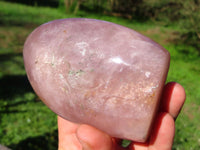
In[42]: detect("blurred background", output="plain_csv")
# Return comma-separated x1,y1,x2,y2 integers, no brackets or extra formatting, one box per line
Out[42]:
0,0,199,149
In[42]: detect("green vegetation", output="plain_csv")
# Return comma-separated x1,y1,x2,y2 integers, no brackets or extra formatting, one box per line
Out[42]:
0,1,199,149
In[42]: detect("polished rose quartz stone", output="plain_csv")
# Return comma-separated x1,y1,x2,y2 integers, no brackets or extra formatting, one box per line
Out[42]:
23,18,170,142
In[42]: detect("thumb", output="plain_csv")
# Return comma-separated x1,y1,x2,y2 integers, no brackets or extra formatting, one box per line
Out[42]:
76,124,113,150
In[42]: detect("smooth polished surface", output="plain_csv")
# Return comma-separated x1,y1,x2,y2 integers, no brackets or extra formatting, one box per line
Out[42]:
23,18,170,142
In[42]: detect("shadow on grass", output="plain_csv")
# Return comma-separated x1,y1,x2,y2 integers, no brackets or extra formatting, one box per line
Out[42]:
0,53,22,62
9,129,58,150
1,119,58,150
0,17,38,29
0,52,24,69
0,74,33,100
0,74,35,123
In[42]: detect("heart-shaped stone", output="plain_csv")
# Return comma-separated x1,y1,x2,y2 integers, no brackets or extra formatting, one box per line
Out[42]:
23,18,170,142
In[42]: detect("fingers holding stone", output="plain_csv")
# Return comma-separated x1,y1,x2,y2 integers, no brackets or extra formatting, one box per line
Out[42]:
57,117,125,150
160,82,186,119
57,81,186,150
131,82,185,150
76,124,114,150
58,116,82,150
149,112,175,150
58,116,80,134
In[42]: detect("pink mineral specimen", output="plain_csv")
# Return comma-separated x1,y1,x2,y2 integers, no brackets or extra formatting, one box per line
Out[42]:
23,18,170,142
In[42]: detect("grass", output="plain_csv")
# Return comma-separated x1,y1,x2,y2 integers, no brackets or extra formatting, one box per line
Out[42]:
0,1,200,149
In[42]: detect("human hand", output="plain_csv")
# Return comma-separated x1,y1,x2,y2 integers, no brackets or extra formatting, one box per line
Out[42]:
58,82,186,150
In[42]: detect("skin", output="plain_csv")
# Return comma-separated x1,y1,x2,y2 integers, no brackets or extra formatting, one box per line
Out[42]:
58,82,186,150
